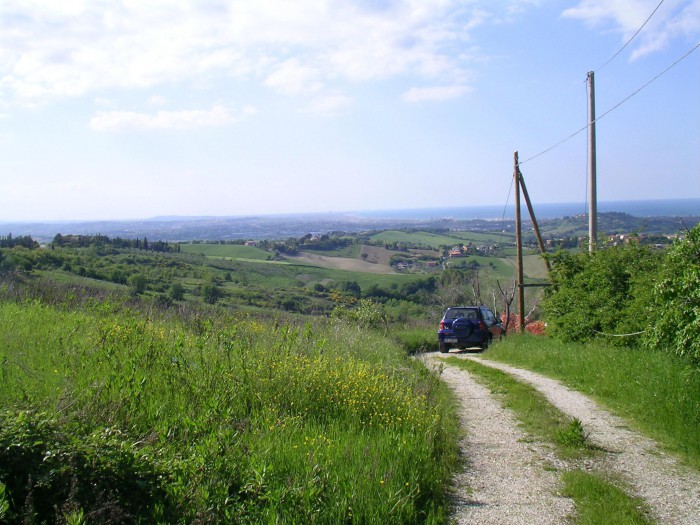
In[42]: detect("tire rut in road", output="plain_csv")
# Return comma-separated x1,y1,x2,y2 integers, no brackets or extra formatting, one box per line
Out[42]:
461,354,700,525
423,354,573,524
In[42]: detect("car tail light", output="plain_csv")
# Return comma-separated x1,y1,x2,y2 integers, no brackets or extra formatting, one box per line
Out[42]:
478,321,487,331
439,321,445,330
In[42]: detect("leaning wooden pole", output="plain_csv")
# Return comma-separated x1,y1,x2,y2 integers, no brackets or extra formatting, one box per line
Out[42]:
517,169,551,277
514,152,525,333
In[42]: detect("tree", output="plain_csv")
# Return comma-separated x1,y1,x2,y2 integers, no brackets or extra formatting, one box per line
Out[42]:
128,274,148,295
543,244,661,345
168,283,186,301
433,268,479,309
340,280,361,298
644,224,700,363
496,279,516,333
201,283,221,305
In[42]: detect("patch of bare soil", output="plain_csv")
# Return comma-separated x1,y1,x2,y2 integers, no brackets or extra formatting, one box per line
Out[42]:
448,354,700,525
289,251,396,274
358,245,395,265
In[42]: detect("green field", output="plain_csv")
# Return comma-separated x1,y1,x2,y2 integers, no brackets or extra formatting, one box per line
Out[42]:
180,243,272,261
369,230,456,248
303,244,361,258
369,230,512,249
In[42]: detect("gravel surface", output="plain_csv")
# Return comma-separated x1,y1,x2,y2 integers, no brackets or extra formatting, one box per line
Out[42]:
428,352,700,525
463,355,700,525
422,354,574,524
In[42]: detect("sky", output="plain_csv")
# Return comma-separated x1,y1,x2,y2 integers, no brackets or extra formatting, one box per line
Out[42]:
1,0,699,222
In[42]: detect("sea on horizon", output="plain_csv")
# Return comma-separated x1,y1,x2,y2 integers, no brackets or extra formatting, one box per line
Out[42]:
357,198,700,221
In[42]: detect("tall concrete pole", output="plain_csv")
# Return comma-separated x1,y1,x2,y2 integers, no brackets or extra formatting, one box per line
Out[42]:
588,71,598,252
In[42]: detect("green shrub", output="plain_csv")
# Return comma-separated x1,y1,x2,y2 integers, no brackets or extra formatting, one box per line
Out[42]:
644,224,700,363
0,411,173,523
544,244,661,345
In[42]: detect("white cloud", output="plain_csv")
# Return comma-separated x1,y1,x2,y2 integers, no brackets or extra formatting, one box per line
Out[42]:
562,0,700,60
0,0,488,106
302,93,353,116
402,84,472,102
147,95,167,107
89,104,247,131
264,58,324,95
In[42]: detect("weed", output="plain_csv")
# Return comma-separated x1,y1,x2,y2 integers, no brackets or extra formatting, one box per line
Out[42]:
556,418,588,449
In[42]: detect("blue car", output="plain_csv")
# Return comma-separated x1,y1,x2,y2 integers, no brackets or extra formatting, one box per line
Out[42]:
438,306,505,353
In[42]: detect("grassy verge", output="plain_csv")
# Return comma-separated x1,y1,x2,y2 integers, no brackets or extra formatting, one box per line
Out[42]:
444,356,652,525
561,471,653,525
0,298,459,523
391,326,437,355
485,334,700,470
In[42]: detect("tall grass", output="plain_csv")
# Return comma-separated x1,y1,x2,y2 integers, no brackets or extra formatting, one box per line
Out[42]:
487,334,700,469
0,298,459,523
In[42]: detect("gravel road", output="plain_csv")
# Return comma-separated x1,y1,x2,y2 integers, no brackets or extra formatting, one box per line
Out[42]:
423,352,700,525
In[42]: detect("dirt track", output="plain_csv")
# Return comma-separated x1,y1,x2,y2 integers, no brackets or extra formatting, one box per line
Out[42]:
422,352,700,524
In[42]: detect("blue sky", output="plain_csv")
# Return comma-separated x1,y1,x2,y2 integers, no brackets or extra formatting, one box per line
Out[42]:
1,0,699,221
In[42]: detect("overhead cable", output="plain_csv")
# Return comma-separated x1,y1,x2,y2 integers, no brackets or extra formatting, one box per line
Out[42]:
518,40,700,167
595,0,666,72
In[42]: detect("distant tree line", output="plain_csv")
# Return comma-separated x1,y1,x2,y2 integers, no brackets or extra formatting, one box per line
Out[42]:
52,234,179,252
0,234,39,249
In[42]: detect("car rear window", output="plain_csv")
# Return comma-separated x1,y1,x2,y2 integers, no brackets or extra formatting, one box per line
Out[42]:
445,308,478,320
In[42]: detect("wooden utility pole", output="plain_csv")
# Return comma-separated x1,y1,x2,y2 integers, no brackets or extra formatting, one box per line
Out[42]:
588,71,597,252
514,151,525,333
517,170,552,277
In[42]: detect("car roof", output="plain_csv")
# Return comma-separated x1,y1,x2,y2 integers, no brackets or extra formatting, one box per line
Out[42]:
446,306,480,311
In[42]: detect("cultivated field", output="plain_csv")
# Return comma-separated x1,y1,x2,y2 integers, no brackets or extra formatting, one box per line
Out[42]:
289,251,397,274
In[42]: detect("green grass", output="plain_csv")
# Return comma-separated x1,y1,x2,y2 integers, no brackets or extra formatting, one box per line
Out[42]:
180,243,272,260
34,269,126,291
0,297,459,523
391,326,437,355
486,335,700,470
369,230,514,249
208,256,420,291
302,244,361,258
561,470,653,524
369,231,462,248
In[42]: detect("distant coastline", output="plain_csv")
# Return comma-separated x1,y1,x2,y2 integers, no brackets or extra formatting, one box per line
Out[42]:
1,198,698,243
356,198,700,221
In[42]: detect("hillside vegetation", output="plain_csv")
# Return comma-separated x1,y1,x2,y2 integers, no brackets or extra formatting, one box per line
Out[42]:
0,284,458,523
1,221,698,522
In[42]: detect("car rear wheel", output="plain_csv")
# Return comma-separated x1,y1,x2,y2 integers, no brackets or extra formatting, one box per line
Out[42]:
481,335,492,351
439,342,448,353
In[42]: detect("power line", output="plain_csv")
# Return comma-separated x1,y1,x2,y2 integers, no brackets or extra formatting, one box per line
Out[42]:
595,40,700,123
595,0,666,72
518,40,700,167
502,176,514,221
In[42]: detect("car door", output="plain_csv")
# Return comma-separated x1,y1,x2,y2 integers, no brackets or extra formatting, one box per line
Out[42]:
481,308,502,338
